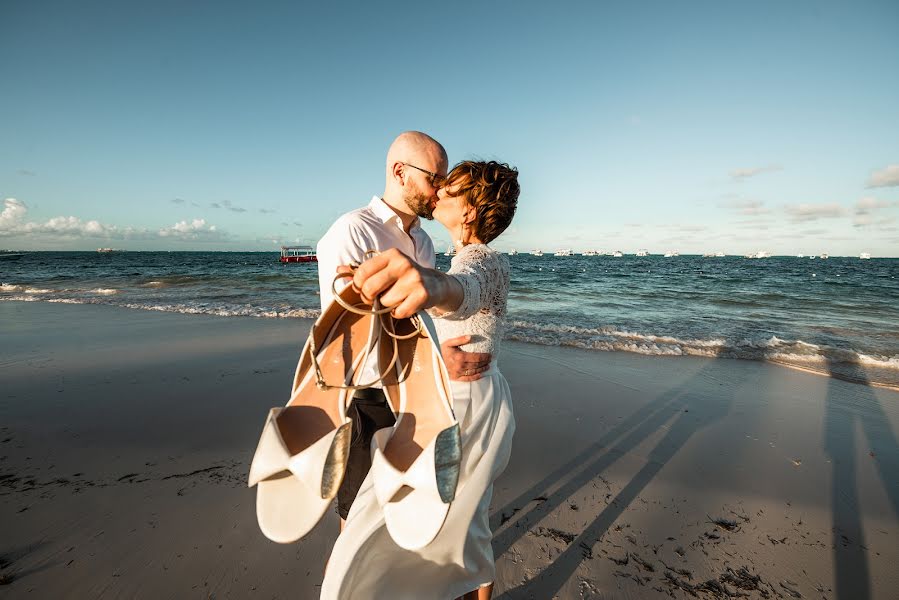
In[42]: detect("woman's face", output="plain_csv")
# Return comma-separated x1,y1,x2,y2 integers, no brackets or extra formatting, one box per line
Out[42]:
433,185,470,234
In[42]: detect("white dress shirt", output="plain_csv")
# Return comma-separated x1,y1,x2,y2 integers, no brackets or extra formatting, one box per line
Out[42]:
316,196,436,387
317,196,436,309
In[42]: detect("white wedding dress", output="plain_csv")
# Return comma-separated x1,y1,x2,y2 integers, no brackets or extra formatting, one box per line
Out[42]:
320,244,515,600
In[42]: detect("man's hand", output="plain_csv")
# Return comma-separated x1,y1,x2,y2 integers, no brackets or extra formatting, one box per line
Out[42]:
441,336,492,382
348,248,459,318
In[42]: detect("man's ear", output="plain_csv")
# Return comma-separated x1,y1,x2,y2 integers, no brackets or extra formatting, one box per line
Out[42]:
391,162,405,185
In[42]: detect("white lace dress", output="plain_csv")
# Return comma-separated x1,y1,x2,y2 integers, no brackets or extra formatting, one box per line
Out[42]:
320,244,516,600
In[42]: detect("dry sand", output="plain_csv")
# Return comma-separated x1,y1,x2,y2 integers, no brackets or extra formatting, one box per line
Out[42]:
1,301,897,599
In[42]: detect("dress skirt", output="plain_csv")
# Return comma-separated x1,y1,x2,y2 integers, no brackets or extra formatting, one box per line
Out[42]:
320,364,515,599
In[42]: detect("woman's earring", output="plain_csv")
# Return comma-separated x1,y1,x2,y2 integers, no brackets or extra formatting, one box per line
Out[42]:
455,222,467,248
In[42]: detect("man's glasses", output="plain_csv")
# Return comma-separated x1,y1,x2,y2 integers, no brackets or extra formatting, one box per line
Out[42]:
402,163,445,188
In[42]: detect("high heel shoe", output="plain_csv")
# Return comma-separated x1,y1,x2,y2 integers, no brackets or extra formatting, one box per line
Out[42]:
248,282,386,543
369,310,461,550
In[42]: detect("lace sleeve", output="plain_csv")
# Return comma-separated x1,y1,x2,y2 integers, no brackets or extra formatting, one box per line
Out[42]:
434,245,509,321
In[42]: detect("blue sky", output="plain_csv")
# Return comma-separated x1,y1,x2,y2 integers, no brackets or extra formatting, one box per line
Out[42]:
2,0,898,256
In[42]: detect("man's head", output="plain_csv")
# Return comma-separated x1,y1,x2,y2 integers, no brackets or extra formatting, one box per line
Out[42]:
383,131,448,222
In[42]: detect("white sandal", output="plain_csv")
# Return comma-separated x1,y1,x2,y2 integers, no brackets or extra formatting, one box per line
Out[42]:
248,281,389,543
369,311,461,550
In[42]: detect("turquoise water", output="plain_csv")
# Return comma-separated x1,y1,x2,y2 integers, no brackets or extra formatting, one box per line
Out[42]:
2,252,897,387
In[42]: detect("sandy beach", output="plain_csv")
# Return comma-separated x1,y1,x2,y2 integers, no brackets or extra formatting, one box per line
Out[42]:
1,300,897,599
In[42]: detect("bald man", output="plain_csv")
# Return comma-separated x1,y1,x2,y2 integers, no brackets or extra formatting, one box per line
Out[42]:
316,131,492,524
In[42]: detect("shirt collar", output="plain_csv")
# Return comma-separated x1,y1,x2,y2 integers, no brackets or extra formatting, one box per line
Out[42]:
368,196,422,231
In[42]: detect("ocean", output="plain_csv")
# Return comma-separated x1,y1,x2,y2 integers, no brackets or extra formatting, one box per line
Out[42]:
2,251,897,388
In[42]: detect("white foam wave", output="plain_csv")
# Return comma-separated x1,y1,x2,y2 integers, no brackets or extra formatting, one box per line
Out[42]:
1,283,53,294
92,288,119,295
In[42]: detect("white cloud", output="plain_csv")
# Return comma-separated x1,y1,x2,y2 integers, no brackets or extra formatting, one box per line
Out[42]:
853,214,896,228
158,219,223,240
0,197,227,242
171,198,186,204
1,198,28,228
855,196,894,214
784,203,845,222
719,198,770,215
730,165,782,181
866,165,899,188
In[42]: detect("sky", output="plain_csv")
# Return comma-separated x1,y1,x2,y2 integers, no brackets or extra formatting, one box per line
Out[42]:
2,0,898,256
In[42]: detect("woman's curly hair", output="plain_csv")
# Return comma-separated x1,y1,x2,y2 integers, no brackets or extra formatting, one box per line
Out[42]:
443,160,520,244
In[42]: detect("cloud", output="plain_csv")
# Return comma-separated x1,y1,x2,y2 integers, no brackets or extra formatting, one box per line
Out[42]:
293,221,303,227
210,200,247,213
1,198,28,226
853,214,896,228
158,219,225,240
854,196,894,214
730,165,782,181
259,208,276,214
866,164,899,188
171,198,186,204
17,169,37,176
0,197,228,242
784,202,845,222
1,199,116,237
719,198,770,215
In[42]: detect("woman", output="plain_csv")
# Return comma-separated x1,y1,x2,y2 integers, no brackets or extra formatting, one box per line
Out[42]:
320,160,520,600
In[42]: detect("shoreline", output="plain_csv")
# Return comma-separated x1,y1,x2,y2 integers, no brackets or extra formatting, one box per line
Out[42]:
2,301,898,598
3,297,896,391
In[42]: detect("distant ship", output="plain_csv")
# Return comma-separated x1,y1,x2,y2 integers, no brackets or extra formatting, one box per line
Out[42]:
532,249,544,257
745,251,770,259
554,249,573,257
507,249,518,256
860,252,871,260
819,253,829,259
97,247,116,253
280,245,317,263
636,249,648,257
582,250,599,256
703,252,726,258
444,244,456,256
663,250,679,258
611,250,623,257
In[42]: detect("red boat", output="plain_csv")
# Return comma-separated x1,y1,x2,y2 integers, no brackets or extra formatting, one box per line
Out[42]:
280,245,317,263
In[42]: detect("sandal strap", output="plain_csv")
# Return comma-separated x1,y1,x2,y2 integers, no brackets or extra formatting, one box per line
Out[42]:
309,252,424,391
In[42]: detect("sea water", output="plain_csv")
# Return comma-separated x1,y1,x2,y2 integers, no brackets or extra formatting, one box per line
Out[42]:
2,252,897,388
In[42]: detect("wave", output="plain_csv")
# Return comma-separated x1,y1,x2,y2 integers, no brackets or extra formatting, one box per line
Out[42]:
3,294,896,387
504,320,899,388
0,294,320,320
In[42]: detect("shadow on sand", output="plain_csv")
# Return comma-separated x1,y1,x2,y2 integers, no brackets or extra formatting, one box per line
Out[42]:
492,356,743,599
823,354,899,600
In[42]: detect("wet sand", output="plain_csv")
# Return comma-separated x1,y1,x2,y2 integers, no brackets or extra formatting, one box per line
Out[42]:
1,301,897,598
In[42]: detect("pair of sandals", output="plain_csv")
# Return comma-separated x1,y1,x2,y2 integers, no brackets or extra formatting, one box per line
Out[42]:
247,276,461,550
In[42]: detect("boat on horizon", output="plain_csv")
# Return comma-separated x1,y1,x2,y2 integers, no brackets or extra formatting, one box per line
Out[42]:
611,250,623,257
554,249,573,257
636,249,648,257
508,249,518,256
532,249,544,257
444,244,456,257
860,252,871,259
279,245,317,263
582,250,599,256
663,250,679,258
